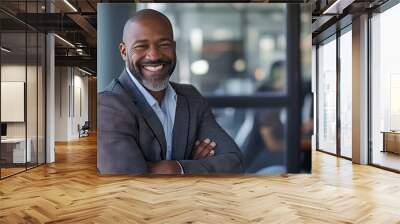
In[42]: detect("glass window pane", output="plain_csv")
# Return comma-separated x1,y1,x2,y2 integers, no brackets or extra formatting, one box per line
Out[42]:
317,37,337,154
1,1,46,178
339,29,352,158
1,30,28,177
371,4,400,171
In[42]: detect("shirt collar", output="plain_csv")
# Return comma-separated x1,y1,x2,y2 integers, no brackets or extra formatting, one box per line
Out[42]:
126,67,176,107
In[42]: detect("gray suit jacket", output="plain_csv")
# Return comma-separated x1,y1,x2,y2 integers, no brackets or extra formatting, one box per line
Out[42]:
97,70,244,174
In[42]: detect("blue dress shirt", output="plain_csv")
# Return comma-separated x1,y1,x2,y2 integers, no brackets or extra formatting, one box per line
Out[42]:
126,68,178,161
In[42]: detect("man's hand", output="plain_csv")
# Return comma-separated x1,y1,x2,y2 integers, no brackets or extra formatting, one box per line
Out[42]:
147,161,182,174
191,138,217,160
146,138,217,174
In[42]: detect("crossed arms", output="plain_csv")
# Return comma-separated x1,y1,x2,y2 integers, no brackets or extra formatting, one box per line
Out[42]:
147,138,219,174
97,89,244,175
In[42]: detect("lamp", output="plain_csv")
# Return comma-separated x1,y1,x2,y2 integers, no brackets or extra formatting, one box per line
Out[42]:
1,47,11,53
54,34,75,48
322,0,355,15
63,0,78,12
78,67,93,76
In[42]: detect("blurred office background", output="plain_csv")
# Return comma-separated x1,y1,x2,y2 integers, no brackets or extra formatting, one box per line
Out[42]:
98,3,313,174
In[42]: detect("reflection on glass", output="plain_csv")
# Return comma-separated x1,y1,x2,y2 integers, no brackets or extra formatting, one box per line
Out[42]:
139,3,287,95
317,37,337,154
339,29,352,158
371,4,400,171
0,1,46,179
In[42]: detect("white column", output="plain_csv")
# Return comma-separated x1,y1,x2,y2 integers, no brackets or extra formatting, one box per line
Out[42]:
45,1,56,163
46,33,55,163
352,14,369,164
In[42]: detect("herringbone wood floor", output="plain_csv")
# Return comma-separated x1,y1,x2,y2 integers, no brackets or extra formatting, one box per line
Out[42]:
1,134,400,224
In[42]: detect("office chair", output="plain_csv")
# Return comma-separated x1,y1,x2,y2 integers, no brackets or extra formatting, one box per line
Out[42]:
79,121,90,138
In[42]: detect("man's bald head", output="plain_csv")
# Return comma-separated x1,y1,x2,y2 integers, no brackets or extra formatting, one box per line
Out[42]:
119,8,177,92
122,9,174,43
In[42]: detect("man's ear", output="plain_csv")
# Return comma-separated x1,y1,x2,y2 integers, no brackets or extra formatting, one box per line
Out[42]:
119,42,127,61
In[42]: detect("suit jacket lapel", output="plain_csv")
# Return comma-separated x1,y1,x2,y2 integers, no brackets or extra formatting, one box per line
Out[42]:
117,70,167,159
171,88,189,160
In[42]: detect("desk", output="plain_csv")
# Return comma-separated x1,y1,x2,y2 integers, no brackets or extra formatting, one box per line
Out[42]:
1,138,31,163
381,131,400,155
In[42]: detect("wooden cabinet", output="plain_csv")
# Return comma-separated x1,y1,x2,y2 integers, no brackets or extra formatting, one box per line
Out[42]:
382,132,400,154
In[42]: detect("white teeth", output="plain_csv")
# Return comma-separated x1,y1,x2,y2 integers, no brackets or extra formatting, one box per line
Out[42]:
143,64,163,72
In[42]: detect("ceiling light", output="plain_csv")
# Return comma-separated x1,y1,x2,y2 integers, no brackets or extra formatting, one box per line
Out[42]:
190,28,203,53
233,59,246,72
1,47,11,53
63,0,78,12
191,60,209,75
54,34,75,48
78,67,92,76
322,0,354,15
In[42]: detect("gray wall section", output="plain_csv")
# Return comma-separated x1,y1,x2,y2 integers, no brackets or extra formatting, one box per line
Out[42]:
97,3,137,92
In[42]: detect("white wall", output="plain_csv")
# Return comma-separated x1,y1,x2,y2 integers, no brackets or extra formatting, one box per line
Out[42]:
55,67,89,141
1,65,27,143
1,65,41,138
55,66,69,141
1,65,26,133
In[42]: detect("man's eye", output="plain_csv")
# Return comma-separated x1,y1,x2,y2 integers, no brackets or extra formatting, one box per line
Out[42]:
159,43,172,48
134,45,147,49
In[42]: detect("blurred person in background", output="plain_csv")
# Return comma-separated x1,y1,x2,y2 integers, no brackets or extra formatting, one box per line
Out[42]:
242,60,313,173
243,60,287,174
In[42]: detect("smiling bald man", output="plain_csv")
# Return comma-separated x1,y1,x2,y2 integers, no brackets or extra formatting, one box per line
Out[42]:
97,9,244,175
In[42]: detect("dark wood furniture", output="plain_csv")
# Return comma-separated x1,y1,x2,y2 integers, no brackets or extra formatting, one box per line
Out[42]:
382,131,400,154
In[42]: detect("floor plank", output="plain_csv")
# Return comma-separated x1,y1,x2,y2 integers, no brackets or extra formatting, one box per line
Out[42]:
0,134,399,223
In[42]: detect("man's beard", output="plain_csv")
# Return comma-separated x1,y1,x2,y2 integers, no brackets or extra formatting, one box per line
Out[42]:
127,60,174,92
142,77,169,92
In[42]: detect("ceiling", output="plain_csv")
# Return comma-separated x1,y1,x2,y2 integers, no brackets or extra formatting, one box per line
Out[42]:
0,0,391,75
311,0,389,43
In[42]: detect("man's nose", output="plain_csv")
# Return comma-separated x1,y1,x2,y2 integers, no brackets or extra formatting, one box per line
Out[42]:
146,45,161,61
